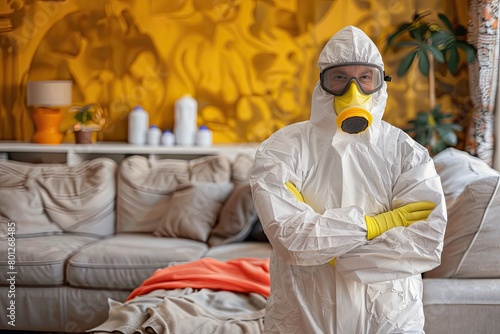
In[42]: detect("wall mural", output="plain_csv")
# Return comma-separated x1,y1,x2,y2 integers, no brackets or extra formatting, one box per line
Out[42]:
0,0,470,143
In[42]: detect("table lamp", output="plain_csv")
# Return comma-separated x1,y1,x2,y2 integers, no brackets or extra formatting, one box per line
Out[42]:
26,80,72,144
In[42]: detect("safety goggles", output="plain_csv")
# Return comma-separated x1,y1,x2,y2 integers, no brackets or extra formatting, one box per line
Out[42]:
320,63,391,96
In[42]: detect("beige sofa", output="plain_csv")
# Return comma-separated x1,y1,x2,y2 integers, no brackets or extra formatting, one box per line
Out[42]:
0,153,271,332
1,148,500,333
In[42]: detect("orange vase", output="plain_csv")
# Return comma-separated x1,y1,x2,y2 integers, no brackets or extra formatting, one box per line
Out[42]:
32,107,63,144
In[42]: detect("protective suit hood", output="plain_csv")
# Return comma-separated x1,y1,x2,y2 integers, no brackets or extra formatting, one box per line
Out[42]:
311,26,388,139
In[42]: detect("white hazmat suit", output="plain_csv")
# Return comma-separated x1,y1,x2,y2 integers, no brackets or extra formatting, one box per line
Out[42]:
250,26,447,333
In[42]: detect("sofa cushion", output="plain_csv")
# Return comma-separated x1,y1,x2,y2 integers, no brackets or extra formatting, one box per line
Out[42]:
425,148,500,278
423,278,500,334
0,235,99,286
189,155,232,183
116,157,188,233
116,155,232,233
153,182,233,242
0,158,116,238
37,158,117,237
230,153,254,185
66,234,208,290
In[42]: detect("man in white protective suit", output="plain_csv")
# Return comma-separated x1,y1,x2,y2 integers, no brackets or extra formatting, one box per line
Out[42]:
250,26,447,333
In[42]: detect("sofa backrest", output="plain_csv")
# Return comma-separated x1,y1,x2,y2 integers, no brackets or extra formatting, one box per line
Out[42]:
0,158,117,239
0,152,260,245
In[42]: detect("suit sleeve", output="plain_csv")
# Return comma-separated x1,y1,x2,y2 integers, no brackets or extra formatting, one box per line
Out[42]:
250,131,370,266
333,157,447,284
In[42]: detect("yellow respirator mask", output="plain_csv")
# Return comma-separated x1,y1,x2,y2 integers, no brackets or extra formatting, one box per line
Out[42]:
320,62,392,134
334,82,373,134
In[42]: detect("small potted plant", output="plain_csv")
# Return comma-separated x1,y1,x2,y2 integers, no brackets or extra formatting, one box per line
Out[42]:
70,103,106,144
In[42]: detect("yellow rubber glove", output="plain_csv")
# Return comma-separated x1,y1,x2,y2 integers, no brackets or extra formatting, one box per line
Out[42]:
284,181,336,266
365,202,435,240
285,181,304,202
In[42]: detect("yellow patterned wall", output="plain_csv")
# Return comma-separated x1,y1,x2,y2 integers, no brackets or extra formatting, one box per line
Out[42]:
0,0,469,143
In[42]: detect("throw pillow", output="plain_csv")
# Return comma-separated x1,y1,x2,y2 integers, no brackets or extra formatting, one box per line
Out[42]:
117,155,233,233
425,148,500,278
154,182,234,242
208,183,258,246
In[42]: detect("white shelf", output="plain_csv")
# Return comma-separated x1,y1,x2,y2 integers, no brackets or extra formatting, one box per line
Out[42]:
0,141,259,165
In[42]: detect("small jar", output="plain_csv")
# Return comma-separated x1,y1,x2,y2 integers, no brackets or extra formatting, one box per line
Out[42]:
195,125,213,147
161,130,175,147
146,125,162,146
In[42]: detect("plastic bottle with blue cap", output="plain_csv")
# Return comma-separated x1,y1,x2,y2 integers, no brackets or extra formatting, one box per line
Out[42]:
128,106,149,145
174,95,197,146
161,130,175,147
147,125,162,146
196,125,213,147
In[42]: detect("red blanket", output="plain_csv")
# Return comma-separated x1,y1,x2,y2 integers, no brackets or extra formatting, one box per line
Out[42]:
127,257,270,301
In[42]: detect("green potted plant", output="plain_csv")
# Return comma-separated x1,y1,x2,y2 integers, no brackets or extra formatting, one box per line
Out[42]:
385,10,477,154
69,103,106,144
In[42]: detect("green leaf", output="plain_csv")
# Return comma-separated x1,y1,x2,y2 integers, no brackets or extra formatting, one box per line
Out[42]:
431,104,442,115
407,112,428,127
412,11,422,21
428,45,445,63
415,129,430,146
410,24,428,42
438,122,463,132
398,50,418,76
417,50,430,76
438,13,453,31
73,104,96,125
387,23,413,47
426,126,434,145
435,113,453,121
447,47,459,75
431,30,453,49
394,41,422,48
431,106,446,118
457,41,478,63
435,125,458,145
413,10,432,22
416,111,430,123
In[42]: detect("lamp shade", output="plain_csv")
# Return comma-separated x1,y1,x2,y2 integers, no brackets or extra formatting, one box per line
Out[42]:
26,80,72,107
